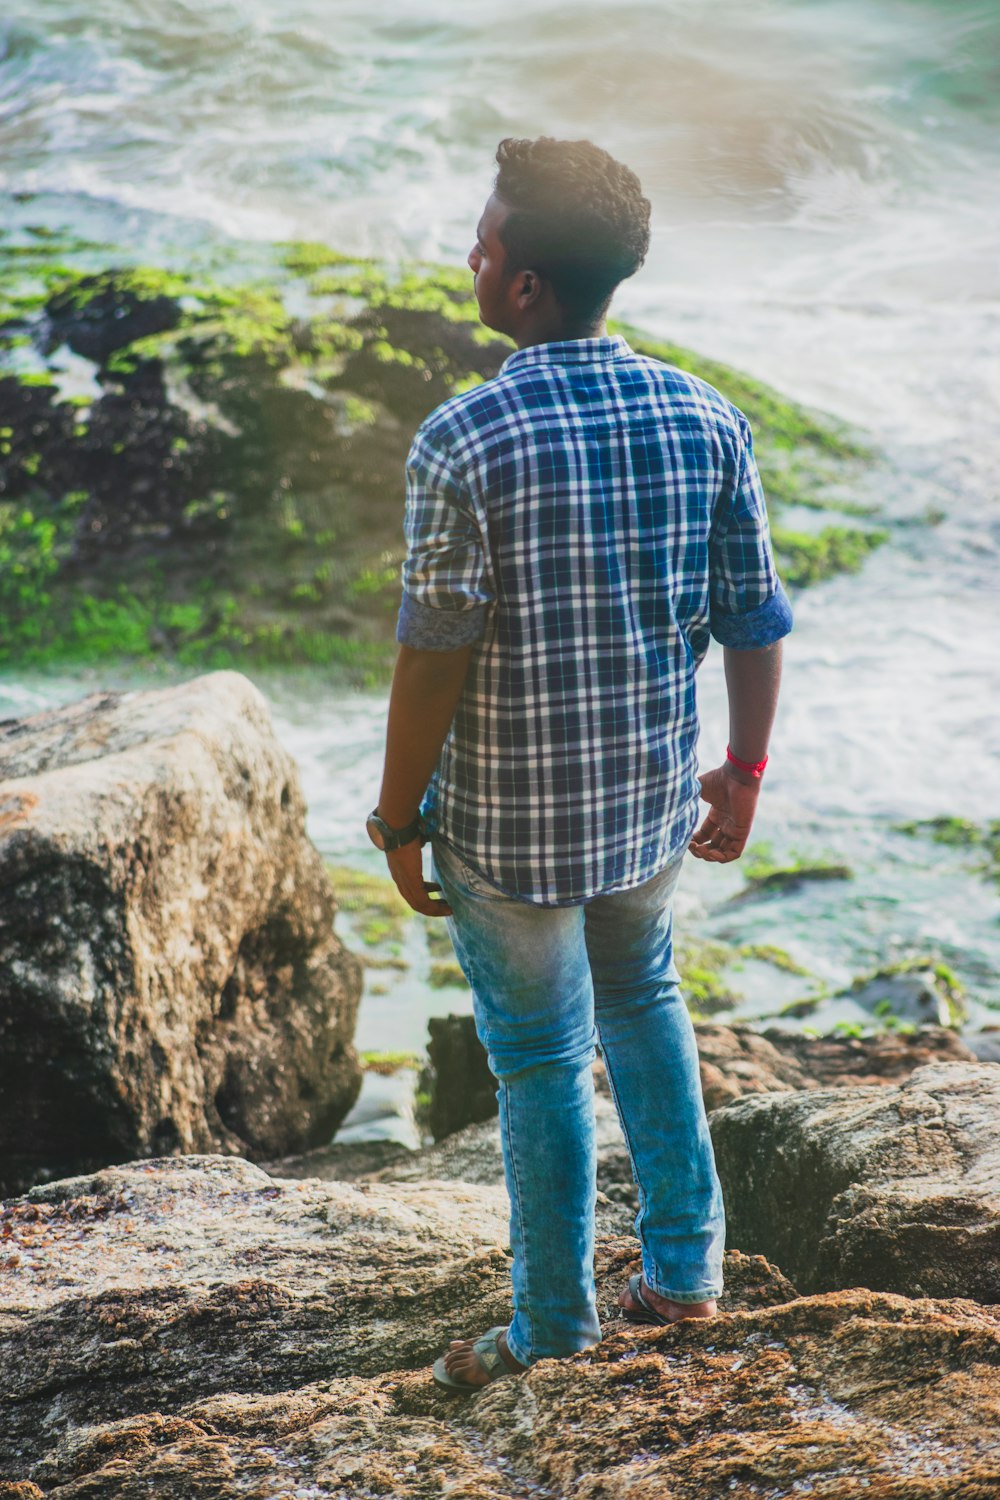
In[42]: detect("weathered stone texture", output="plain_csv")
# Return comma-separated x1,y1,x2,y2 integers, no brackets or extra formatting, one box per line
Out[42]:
1,1155,998,1498
710,1060,1000,1301
0,671,363,1195
423,1014,977,1138
693,1020,977,1111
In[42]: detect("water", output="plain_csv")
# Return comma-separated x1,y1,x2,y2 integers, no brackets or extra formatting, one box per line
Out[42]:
1,2,998,1072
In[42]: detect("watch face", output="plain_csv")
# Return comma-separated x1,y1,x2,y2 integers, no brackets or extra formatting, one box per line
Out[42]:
366,815,387,851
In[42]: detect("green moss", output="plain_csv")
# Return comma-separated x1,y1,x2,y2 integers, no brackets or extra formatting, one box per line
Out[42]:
0,237,888,674
46,264,194,311
777,996,823,1018
346,562,400,599
428,961,469,990
276,241,368,275
740,842,853,891
44,265,297,366
326,864,411,948
895,816,1000,889
12,370,55,388
368,340,420,369
895,815,979,847
737,943,810,976
849,956,966,1027
771,523,888,588
830,1020,867,1039
449,373,486,395
676,936,741,1015
341,396,378,427
359,1050,422,1074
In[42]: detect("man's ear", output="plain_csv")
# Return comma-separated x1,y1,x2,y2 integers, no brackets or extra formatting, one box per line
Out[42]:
515,269,543,308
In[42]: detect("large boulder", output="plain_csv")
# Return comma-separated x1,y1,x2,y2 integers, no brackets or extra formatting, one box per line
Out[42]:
710,1060,1000,1301
0,671,362,1195
1,1155,998,1498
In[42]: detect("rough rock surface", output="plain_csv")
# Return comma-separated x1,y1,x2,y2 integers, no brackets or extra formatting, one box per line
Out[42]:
2,1155,998,1498
423,1012,498,1141
0,672,362,1196
426,1013,976,1132
693,1020,977,1111
710,1060,1000,1301
368,1085,638,1236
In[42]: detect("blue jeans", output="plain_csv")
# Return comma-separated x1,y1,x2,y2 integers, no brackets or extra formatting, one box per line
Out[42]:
430,837,726,1367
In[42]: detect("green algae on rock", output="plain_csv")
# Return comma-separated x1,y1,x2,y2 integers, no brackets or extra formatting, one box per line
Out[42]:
0,235,883,673
895,815,1000,890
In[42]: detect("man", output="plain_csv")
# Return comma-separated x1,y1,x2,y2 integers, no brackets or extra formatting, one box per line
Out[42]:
367,136,792,1393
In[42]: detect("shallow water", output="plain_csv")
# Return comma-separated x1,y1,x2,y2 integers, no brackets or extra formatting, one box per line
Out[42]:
1,2,998,1094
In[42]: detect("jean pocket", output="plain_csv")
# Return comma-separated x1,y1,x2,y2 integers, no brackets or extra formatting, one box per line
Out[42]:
433,838,509,902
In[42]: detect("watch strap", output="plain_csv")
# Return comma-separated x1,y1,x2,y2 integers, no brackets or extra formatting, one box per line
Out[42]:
367,808,423,850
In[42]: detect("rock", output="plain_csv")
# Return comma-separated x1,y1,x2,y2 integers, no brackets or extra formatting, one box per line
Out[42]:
263,1135,416,1182
370,1084,638,1237
427,1013,976,1130
423,1011,498,1140
0,1154,512,1478
0,251,880,671
45,269,183,366
848,964,965,1027
963,1026,1000,1063
710,1060,1000,1301
0,672,362,1195
694,1020,977,1111
2,1155,998,1498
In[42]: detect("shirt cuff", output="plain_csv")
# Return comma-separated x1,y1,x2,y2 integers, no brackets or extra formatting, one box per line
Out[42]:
711,579,794,649
396,591,488,650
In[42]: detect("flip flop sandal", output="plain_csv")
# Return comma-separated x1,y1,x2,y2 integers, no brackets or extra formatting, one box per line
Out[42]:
432,1324,521,1394
621,1272,677,1327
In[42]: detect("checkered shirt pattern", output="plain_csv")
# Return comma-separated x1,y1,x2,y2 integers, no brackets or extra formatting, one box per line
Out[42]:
397,333,793,906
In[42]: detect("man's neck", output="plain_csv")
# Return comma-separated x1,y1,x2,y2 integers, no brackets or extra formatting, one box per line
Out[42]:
515,318,608,350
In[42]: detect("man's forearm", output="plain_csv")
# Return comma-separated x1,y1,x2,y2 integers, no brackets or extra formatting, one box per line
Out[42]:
723,639,783,765
377,642,473,826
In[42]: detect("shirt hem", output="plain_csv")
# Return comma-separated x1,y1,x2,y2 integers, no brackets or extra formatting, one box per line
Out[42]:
430,810,697,908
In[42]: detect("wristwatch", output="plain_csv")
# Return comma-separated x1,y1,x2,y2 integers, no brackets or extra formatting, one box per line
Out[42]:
366,807,422,852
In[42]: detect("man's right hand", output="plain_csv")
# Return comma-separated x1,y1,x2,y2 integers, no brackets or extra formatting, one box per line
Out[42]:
688,762,761,863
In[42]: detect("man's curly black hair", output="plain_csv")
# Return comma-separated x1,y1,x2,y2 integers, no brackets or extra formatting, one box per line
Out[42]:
493,136,651,323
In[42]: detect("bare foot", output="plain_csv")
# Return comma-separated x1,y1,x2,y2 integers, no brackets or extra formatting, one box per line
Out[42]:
441,1328,528,1388
619,1276,716,1322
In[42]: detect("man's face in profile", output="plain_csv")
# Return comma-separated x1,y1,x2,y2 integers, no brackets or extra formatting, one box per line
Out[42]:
467,192,514,334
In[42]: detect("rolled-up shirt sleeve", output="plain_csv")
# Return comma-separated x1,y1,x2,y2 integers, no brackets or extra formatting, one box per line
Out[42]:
709,417,793,649
397,424,494,651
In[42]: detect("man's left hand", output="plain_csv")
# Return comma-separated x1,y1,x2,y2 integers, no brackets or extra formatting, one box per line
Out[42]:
688,763,761,863
385,839,453,917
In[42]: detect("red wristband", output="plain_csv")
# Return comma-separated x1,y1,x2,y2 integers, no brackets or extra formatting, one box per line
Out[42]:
726,745,768,778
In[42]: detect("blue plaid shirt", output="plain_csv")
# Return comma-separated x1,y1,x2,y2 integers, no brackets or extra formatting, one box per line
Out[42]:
397,333,792,906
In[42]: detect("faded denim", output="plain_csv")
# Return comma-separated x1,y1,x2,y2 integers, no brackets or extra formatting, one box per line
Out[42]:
430,837,726,1368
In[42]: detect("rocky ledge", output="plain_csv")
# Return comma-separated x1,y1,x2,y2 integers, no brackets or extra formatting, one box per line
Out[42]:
2,1147,999,1499
3,1043,1000,1498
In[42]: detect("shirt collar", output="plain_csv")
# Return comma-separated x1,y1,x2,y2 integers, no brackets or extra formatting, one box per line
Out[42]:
500,333,633,373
